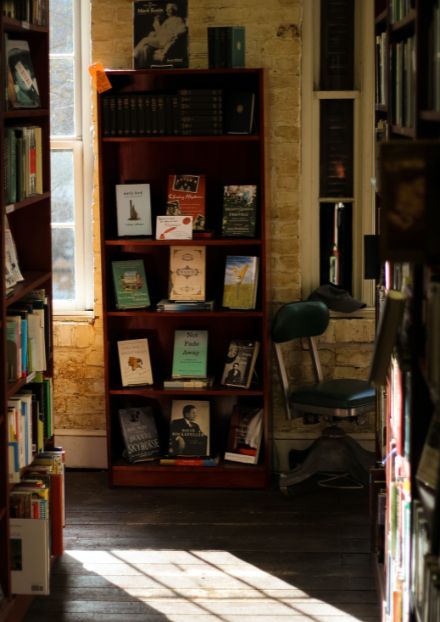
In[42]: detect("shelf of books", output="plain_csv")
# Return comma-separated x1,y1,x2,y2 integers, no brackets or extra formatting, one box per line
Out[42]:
1,1,64,618
98,68,269,489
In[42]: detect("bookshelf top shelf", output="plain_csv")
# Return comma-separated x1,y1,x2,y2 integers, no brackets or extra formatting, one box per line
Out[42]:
1,16,48,33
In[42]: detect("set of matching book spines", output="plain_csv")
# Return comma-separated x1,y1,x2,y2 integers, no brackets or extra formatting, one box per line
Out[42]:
2,0,48,25
102,88,224,137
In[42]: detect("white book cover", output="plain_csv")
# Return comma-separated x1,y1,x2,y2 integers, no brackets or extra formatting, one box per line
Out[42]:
156,215,193,240
10,518,50,595
117,338,153,386
116,183,152,237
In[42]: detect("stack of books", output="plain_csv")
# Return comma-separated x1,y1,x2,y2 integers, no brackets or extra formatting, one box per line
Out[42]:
156,299,215,312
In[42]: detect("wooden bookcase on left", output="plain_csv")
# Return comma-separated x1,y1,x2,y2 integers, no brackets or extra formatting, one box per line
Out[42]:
1,3,64,620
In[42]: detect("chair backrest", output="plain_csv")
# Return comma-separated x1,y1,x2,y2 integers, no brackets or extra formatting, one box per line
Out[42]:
271,301,330,343
271,301,330,419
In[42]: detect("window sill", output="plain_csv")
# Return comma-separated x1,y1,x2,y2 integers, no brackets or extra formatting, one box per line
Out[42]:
329,307,376,320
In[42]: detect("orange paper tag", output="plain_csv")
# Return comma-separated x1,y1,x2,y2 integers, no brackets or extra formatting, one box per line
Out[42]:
88,62,112,94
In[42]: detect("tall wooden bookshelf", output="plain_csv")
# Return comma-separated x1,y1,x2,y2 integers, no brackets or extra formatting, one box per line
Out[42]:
373,1,440,620
97,68,270,489
0,3,55,620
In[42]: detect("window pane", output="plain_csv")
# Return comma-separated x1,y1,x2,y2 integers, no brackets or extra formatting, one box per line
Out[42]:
50,0,74,54
50,57,75,136
52,228,76,300
319,201,353,292
319,99,353,197
51,150,75,222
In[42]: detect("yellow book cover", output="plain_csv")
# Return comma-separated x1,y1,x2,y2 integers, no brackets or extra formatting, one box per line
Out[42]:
222,255,259,309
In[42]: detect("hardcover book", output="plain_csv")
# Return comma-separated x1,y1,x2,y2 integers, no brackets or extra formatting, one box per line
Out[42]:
6,38,40,109
221,340,260,389
208,26,245,68
224,91,255,134
172,329,208,378
168,399,210,457
118,406,161,463
117,338,153,386
166,174,206,231
169,245,206,301
221,185,257,238
112,259,150,309
133,0,188,69
224,405,263,464
222,255,259,309
115,183,152,237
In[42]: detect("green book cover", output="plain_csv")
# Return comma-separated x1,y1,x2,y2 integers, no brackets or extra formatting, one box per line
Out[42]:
172,330,208,378
221,185,257,237
112,259,150,309
222,256,259,309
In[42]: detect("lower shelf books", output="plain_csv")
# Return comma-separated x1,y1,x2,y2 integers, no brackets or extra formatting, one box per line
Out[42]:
168,399,210,457
221,340,260,389
118,406,161,463
163,376,214,389
224,404,263,464
160,455,219,466
156,299,214,312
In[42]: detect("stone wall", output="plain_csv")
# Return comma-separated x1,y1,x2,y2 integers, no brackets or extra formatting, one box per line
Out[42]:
53,0,375,448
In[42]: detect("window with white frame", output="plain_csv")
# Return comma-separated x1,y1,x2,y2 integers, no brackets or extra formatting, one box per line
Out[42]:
301,0,376,308
50,0,93,313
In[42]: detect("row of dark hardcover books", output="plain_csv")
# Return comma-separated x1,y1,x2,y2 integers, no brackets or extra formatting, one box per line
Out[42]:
102,89,224,137
2,0,48,25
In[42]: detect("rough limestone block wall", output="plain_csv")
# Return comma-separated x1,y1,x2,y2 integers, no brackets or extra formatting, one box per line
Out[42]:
53,0,375,450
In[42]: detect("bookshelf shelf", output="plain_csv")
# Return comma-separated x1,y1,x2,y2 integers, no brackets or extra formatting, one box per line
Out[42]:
98,68,269,489
1,1,57,617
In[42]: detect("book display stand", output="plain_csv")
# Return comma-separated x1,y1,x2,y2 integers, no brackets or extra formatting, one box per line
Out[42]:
98,68,270,488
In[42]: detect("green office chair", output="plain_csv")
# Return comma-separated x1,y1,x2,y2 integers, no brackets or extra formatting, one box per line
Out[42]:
271,300,376,490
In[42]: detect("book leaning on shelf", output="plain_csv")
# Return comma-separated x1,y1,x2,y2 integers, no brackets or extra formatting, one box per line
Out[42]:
222,255,259,310
221,184,257,238
221,340,260,389
169,245,206,301
115,183,152,237
171,329,208,379
5,37,40,109
118,406,161,463
166,174,206,231
224,404,263,465
117,338,153,386
112,259,150,309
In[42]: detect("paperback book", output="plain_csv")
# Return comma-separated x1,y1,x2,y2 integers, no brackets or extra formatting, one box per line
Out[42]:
166,174,206,231
6,38,40,109
224,404,263,464
169,245,206,301
222,255,259,309
221,185,257,238
115,183,152,237
112,259,150,309
118,406,161,463
156,215,193,240
172,329,208,378
221,340,260,389
168,399,210,457
117,338,153,386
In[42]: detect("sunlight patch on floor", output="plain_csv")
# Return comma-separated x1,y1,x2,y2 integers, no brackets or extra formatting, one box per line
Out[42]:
66,549,369,621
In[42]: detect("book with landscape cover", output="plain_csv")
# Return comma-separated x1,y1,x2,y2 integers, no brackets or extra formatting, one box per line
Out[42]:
117,338,153,386
224,404,263,464
115,183,152,237
222,255,259,309
6,38,40,109
166,174,206,231
118,406,161,463
169,245,206,301
221,185,257,237
168,399,210,457
221,340,260,389
112,259,150,309
172,329,208,378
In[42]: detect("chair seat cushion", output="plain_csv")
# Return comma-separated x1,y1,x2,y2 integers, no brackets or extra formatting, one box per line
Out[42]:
291,379,375,410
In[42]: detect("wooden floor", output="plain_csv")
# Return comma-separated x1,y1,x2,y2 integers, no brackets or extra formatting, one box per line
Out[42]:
22,470,380,622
